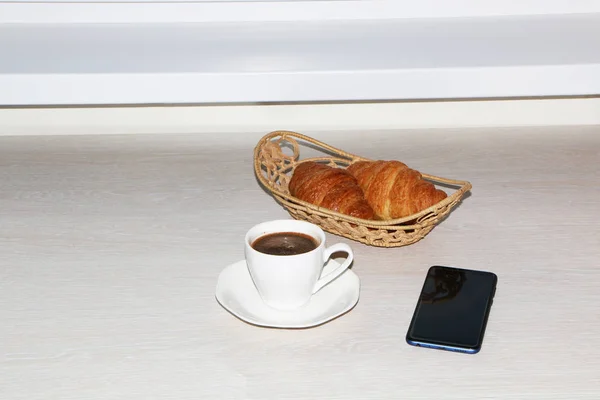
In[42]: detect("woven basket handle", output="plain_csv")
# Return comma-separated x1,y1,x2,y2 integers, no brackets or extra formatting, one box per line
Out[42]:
253,130,366,191
267,130,360,160
256,129,363,165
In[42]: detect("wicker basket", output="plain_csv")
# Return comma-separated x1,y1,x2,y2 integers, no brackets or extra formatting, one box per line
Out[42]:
253,130,472,248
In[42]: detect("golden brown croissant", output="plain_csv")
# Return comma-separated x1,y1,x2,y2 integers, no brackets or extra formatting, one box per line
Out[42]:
346,160,447,220
289,162,375,220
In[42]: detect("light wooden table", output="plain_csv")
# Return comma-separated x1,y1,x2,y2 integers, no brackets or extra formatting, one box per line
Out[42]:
1,127,599,399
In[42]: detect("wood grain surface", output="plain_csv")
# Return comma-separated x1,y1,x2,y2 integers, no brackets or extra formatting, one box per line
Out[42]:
1,127,599,399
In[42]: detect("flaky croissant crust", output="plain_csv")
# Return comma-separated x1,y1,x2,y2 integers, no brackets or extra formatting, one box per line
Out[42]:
288,160,447,221
347,160,447,220
288,162,375,220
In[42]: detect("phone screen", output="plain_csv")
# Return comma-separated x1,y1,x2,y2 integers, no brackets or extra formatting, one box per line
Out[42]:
406,266,497,354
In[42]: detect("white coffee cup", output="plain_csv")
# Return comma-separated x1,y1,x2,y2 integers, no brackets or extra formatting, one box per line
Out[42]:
244,219,354,311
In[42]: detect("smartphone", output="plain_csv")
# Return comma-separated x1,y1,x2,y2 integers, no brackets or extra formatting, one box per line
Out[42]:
406,265,497,354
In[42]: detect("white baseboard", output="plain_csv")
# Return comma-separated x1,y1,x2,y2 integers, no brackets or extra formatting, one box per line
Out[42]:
1,98,599,137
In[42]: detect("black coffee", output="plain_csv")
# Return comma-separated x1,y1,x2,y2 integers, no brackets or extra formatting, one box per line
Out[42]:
252,232,319,256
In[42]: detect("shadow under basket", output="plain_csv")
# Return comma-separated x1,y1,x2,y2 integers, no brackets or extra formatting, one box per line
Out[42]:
253,130,472,248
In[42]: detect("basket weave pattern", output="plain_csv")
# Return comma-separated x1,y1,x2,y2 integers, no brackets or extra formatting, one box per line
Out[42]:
253,131,472,248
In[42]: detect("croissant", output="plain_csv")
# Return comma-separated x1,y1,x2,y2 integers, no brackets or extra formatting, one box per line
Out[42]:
346,160,447,220
289,162,375,220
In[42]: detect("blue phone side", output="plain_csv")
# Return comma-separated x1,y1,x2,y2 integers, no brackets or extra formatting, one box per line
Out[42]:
406,339,480,354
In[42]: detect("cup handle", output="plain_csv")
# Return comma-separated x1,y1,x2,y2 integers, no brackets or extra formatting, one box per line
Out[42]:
312,243,354,294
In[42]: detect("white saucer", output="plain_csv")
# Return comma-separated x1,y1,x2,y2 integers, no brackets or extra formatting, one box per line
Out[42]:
215,259,360,329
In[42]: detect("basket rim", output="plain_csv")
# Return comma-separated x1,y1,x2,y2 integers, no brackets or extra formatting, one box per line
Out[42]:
253,130,472,228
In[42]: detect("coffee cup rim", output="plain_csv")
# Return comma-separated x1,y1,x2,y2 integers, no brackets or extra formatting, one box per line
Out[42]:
245,219,325,253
